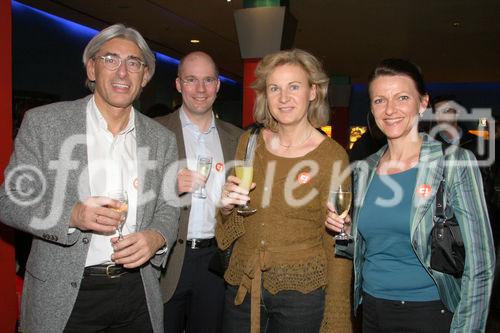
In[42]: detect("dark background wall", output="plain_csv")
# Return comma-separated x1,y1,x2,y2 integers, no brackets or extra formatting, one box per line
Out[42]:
12,1,243,128
349,82,500,127
12,1,500,131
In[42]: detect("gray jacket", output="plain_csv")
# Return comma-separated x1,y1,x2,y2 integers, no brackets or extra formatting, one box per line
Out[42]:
155,109,242,302
0,95,180,333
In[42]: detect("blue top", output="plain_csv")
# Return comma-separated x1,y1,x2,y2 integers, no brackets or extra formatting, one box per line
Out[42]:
358,167,440,301
336,134,495,331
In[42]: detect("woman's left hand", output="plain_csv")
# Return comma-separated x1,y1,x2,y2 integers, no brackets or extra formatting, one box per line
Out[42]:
325,202,352,235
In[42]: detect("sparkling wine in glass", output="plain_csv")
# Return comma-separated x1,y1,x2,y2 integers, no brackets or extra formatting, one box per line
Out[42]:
235,161,257,215
107,190,128,240
193,155,212,199
330,185,352,241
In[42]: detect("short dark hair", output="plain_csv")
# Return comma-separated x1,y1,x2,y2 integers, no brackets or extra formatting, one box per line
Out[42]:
431,95,466,109
368,58,427,97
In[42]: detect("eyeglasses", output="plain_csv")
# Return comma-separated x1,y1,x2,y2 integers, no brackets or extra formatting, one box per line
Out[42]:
179,76,218,86
94,54,147,73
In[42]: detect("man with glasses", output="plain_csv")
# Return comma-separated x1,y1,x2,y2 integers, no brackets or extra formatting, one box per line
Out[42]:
156,51,242,333
0,24,179,333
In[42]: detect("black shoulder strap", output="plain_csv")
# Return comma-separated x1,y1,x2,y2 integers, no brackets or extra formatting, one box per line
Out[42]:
435,176,446,219
244,125,262,161
435,145,449,220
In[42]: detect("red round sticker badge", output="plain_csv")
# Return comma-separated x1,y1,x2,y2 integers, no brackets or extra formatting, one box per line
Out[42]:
215,162,224,172
417,184,432,198
297,172,311,184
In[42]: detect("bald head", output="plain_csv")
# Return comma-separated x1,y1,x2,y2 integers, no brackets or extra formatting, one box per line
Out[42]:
175,51,220,119
178,51,219,78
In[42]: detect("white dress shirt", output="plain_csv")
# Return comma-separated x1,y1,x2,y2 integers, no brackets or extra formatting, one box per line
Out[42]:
85,97,138,266
179,107,225,240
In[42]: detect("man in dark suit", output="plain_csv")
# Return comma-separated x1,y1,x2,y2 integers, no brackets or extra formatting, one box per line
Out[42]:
0,24,179,333
156,51,242,333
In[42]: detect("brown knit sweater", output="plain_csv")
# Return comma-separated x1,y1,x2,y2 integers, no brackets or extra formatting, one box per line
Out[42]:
216,130,353,332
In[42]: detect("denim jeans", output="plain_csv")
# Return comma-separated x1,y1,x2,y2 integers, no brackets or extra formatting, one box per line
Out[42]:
223,284,324,333
362,292,453,333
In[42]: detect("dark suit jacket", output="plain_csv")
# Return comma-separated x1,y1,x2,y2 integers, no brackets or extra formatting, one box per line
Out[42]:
155,109,243,302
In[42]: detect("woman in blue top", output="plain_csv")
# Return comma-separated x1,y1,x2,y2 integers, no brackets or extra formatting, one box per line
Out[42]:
326,59,495,332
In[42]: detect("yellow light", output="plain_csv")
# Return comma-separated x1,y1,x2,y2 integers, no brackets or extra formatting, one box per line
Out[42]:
469,130,489,140
320,126,369,149
190,39,200,44
349,126,367,149
320,126,332,137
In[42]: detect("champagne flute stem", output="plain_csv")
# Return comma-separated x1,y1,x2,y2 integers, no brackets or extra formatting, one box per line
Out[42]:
117,222,124,239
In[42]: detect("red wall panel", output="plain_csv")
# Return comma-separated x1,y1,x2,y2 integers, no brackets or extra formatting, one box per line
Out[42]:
242,59,259,129
0,0,17,331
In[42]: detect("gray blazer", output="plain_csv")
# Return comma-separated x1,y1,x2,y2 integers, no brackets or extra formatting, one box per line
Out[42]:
0,95,180,333
155,109,242,302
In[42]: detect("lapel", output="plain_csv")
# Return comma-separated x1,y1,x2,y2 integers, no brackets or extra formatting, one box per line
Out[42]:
161,109,190,238
352,134,444,239
349,143,384,285
353,149,384,211
67,96,91,199
134,111,156,230
352,145,385,235
171,108,240,165
215,118,239,162
409,134,444,238
169,110,187,160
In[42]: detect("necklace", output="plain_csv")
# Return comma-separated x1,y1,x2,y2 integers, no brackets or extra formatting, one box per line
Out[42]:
277,129,313,150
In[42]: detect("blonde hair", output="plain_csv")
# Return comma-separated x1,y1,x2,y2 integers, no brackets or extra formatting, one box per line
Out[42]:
252,49,330,131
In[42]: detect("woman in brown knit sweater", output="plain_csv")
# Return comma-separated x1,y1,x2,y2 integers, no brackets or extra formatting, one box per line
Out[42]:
217,49,353,333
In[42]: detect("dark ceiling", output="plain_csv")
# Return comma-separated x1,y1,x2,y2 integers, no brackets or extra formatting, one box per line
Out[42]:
18,0,500,83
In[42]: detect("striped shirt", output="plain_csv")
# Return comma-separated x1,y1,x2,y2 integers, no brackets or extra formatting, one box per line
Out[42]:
338,133,495,332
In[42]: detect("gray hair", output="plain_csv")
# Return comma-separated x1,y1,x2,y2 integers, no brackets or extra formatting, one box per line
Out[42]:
83,23,156,91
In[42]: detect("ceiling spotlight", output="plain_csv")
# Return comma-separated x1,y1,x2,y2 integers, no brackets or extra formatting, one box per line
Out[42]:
452,21,461,28
190,39,200,44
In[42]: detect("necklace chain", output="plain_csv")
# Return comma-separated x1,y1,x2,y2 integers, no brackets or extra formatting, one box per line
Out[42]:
277,129,313,149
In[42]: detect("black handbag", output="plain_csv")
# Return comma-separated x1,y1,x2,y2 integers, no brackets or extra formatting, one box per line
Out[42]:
430,152,465,278
208,125,262,277
207,240,233,277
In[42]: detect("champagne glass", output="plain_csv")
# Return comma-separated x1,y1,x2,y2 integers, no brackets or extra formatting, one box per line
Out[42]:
330,185,352,241
235,160,257,215
107,190,128,240
193,155,212,199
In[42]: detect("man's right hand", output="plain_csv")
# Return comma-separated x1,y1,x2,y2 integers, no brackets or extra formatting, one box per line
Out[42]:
70,197,123,235
177,168,206,194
